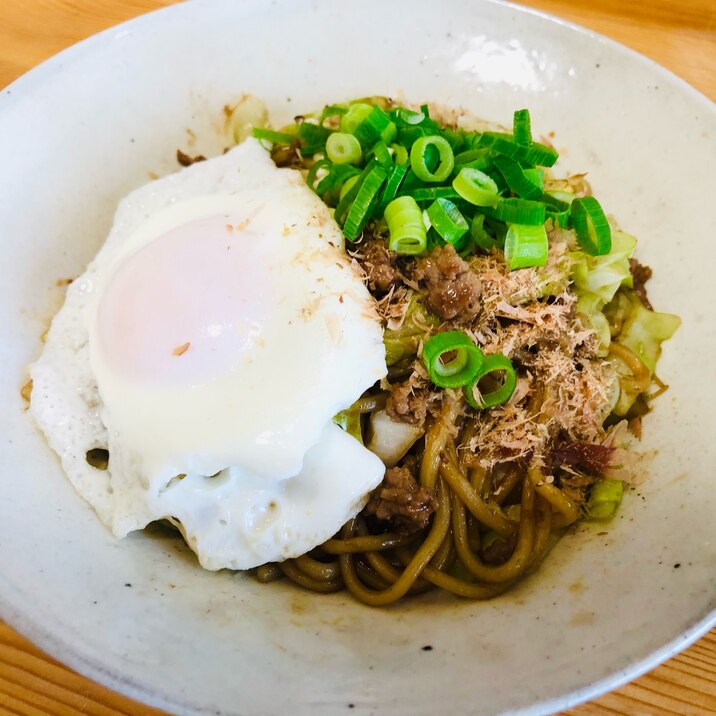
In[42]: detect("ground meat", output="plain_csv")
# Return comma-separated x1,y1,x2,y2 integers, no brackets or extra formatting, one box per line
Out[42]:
359,240,400,293
413,245,482,322
364,464,437,532
386,380,429,426
481,533,518,566
629,258,653,309
176,149,207,167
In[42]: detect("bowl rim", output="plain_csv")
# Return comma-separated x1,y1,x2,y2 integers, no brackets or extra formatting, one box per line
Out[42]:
1,1,715,714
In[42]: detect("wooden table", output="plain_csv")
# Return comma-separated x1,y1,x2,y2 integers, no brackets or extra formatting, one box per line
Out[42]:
1,1,714,714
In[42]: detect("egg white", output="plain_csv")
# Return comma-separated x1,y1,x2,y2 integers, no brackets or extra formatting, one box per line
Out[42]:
30,138,387,570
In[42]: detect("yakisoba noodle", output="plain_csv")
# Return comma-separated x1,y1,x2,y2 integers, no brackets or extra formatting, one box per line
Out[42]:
256,398,567,604
242,96,680,605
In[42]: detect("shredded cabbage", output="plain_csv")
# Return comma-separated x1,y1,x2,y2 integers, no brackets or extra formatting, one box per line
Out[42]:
618,303,681,375
571,229,636,305
333,410,363,443
383,296,438,366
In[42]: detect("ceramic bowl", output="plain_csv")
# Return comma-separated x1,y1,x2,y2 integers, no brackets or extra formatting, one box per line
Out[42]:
1,1,714,713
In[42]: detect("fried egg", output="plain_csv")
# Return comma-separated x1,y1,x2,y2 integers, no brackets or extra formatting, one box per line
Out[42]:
29,138,387,570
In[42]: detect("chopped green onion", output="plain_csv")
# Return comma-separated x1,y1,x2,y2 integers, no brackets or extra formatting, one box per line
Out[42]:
384,196,427,255
523,168,544,190
306,159,332,194
504,224,549,270
393,107,426,125
513,109,532,146
426,198,469,249
452,167,499,206
368,141,392,166
546,207,570,228
339,174,360,201
390,143,409,166
342,164,388,241
471,214,497,251
402,186,462,203
454,148,492,171
571,196,612,255
396,125,429,150
464,353,517,409
325,132,362,165
521,141,559,167
251,127,296,144
377,164,408,215
585,479,623,521
410,135,455,183
477,132,558,167
344,104,397,147
484,198,546,225
441,127,466,150
315,164,360,199
422,331,484,389
340,103,373,134
334,159,373,228
493,155,543,199
319,104,348,124
297,121,332,154
541,192,571,212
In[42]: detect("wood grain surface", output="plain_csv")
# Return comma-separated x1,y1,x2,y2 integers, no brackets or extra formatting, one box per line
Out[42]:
1,1,714,714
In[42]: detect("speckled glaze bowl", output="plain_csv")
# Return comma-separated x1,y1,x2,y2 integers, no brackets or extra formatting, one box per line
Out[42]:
1,1,714,714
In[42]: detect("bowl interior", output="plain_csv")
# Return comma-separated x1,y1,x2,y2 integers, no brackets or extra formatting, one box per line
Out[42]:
0,1,714,714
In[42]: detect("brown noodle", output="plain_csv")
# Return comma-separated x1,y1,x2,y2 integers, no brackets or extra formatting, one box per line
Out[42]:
256,397,579,605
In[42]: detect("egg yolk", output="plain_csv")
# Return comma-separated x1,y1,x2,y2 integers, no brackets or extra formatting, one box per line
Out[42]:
96,214,272,385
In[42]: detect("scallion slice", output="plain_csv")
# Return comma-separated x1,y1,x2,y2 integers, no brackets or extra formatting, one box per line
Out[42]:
452,167,499,206
377,164,408,215
340,103,373,134
521,141,559,167
493,155,543,200
315,164,360,199
390,143,409,166
384,196,427,255
393,107,426,126
347,105,397,147
585,479,623,521
477,132,558,167
368,141,392,166
546,207,570,228
422,331,484,389
306,159,332,194
426,198,469,248
513,109,532,146
571,196,612,255
484,198,546,225
325,132,362,165
523,168,544,190
338,174,360,201
402,186,462,203
471,214,497,251
464,353,517,409
504,224,549,270
251,127,296,144
410,135,455,183
342,164,388,241
319,104,348,125
297,121,332,154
